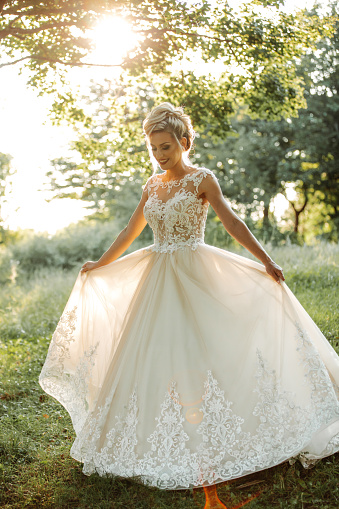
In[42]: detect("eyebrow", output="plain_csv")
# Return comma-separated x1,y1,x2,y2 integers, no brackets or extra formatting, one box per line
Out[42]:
150,142,171,147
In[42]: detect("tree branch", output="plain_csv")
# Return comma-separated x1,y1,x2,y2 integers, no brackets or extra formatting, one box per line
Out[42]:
0,54,123,69
140,26,240,47
0,20,85,40
7,15,22,28
0,0,7,14
288,192,308,213
1,7,93,17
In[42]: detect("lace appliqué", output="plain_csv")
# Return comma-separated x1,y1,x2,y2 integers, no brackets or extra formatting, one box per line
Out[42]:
39,306,98,433
70,326,339,489
147,169,209,195
143,168,212,253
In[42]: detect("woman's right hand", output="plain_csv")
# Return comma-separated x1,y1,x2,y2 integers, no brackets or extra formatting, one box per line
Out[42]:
264,259,285,284
81,261,100,274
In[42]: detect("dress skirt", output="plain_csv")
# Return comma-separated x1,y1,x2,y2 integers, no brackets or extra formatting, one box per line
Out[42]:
39,243,339,489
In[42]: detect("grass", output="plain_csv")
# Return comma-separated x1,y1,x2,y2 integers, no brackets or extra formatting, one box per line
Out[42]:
0,243,338,508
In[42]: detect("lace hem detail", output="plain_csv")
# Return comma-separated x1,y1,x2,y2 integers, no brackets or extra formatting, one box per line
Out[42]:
39,306,99,433
70,325,339,489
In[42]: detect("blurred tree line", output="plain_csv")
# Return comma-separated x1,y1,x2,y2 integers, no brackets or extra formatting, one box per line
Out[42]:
0,0,338,278
196,16,339,243
47,5,339,243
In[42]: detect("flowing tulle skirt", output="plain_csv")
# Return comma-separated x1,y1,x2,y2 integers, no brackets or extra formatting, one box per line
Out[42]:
39,244,339,489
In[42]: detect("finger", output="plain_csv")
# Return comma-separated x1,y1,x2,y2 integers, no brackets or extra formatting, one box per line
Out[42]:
273,271,281,283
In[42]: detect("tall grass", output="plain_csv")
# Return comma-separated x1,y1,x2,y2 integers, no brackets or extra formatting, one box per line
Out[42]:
0,268,78,340
0,242,338,508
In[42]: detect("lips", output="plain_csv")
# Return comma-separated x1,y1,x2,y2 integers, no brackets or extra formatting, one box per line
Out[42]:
159,159,169,164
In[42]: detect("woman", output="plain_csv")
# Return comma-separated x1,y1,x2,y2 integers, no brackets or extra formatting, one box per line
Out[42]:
40,103,339,508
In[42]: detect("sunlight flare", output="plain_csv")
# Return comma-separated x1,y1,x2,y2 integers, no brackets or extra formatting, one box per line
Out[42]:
89,16,139,65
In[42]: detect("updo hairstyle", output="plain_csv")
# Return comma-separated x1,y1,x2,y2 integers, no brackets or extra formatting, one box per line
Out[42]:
143,102,195,155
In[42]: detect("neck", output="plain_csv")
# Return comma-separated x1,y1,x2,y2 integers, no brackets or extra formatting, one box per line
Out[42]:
163,160,189,180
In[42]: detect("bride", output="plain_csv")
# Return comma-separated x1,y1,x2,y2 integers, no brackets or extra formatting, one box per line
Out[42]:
40,103,339,509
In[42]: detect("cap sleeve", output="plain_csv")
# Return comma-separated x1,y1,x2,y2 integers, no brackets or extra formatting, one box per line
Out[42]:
191,167,218,192
143,175,155,195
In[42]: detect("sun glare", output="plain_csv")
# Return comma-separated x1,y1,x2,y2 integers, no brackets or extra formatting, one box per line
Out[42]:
89,16,139,66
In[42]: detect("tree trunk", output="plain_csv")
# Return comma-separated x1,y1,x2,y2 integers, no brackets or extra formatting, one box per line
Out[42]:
290,194,308,234
0,1,7,14
293,209,301,233
263,203,270,228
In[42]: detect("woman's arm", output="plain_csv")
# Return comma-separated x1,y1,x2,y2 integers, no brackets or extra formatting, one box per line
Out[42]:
81,186,148,273
200,173,285,283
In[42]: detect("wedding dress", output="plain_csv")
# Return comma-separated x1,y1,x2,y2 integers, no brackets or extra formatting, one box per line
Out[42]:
39,167,339,489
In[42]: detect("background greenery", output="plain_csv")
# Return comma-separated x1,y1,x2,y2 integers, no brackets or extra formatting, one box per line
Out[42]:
0,0,339,507
0,1,338,245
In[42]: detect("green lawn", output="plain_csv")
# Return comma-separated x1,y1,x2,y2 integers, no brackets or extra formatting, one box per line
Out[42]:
0,244,338,508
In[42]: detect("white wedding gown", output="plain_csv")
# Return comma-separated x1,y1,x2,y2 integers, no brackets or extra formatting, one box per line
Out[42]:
39,168,339,489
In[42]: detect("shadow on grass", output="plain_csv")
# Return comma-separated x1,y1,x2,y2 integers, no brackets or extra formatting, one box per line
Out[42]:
2,449,339,509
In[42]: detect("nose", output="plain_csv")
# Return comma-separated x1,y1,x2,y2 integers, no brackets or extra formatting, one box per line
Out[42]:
157,149,167,160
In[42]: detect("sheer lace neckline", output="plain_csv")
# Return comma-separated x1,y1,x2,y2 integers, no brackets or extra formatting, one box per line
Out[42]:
155,169,201,185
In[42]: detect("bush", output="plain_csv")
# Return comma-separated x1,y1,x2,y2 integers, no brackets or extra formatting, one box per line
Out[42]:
2,221,119,278
0,247,13,285
2,220,153,280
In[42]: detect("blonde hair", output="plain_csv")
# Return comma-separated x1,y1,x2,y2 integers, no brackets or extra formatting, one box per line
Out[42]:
143,103,195,171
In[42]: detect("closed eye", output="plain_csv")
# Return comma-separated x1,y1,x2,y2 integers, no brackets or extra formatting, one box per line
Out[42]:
151,145,170,152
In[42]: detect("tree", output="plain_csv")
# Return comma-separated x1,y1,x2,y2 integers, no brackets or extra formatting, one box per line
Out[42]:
194,3,339,241
292,5,339,234
46,6,339,239
0,0,327,130
47,79,154,227
192,113,291,240
41,3,338,240
275,3,339,239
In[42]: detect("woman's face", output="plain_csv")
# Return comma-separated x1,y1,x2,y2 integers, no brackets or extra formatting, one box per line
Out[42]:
149,131,187,170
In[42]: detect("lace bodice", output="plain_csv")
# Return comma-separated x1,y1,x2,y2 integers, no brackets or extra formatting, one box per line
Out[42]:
143,168,213,253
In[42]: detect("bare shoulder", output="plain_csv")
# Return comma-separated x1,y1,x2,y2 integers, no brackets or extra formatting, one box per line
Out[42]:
197,168,221,194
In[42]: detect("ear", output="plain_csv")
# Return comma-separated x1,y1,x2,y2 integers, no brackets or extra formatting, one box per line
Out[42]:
180,136,188,151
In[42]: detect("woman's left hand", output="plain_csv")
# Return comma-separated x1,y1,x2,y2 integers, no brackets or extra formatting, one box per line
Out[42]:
81,261,100,273
264,260,285,283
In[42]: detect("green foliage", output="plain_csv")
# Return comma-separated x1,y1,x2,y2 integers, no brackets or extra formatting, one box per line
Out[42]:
0,219,152,282
48,79,155,220
0,152,15,244
0,0,327,124
0,0,94,90
195,114,288,224
0,243,338,508
3,221,118,276
42,4,338,242
285,4,339,233
192,9,339,240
